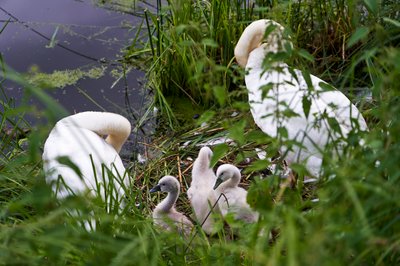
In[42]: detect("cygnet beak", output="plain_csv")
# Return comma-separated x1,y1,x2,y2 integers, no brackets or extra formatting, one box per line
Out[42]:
213,178,223,190
150,184,161,193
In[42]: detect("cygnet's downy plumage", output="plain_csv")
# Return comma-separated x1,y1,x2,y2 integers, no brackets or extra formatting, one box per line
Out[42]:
235,19,368,178
187,146,220,234
150,175,194,236
42,111,131,205
213,164,259,223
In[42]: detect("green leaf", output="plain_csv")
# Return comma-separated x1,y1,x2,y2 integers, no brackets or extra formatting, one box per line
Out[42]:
302,70,314,91
212,85,227,106
289,163,309,177
297,49,314,62
228,120,247,145
245,159,271,172
260,83,274,99
383,17,400,28
282,108,300,119
327,117,343,135
277,126,288,138
263,23,279,39
347,27,369,48
319,81,336,92
210,143,230,167
247,179,273,211
196,110,215,126
363,0,378,15
57,156,83,179
232,101,250,111
302,95,311,119
201,38,218,48
246,130,271,144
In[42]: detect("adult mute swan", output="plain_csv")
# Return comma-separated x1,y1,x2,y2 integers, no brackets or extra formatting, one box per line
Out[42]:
150,175,194,236
187,146,220,235
235,19,368,178
42,111,131,208
213,164,259,223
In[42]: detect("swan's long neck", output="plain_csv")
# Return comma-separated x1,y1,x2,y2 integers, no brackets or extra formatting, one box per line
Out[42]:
61,111,131,153
234,19,287,68
158,190,178,213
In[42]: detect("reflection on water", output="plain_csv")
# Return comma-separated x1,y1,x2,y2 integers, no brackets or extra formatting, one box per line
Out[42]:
0,0,156,160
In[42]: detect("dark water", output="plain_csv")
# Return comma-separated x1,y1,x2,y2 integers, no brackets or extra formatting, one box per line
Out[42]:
0,0,156,160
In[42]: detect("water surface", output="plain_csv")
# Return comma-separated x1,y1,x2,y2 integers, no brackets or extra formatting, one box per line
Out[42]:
0,0,155,159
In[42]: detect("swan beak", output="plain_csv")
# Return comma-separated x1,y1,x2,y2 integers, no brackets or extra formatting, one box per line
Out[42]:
213,178,223,190
150,184,161,193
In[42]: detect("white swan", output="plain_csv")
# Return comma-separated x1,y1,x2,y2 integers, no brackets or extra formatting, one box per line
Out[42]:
187,146,220,235
42,111,131,209
150,175,194,236
213,164,259,223
235,19,368,177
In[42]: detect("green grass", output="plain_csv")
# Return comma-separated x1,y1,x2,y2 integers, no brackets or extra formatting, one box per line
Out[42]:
1,0,400,265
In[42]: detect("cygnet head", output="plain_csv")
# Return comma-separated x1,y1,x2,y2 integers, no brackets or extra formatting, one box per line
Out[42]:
213,164,241,190
150,175,180,194
198,146,213,161
194,146,213,169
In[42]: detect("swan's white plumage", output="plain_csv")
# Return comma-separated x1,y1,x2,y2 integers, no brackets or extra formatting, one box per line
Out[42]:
187,146,220,234
151,175,194,236
214,164,259,223
235,19,368,177
42,111,131,203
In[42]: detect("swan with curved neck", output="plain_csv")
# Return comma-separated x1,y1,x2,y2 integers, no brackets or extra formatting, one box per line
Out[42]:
234,19,368,178
42,111,131,203
213,164,259,223
235,19,287,68
187,146,220,235
150,175,193,236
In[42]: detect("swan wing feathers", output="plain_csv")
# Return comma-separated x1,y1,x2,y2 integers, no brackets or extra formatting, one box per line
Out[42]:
246,65,367,144
42,113,129,199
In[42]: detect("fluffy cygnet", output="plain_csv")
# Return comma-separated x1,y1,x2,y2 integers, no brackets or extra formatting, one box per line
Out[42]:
150,175,194,236
214,164,259,223
187,146,221,234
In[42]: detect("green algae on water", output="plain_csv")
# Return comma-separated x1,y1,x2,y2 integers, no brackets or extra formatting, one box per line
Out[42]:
27,65,106,88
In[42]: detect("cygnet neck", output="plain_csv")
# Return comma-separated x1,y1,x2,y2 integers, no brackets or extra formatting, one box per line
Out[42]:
158,190,179,213
221,169,241,189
